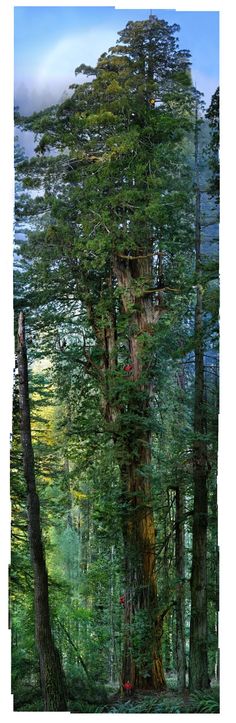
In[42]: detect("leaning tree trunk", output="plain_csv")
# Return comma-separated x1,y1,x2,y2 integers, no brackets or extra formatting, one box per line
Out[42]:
17,311,67,711
189,102,209,691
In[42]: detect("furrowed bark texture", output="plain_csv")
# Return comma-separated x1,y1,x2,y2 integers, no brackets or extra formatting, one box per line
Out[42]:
120,444,166,690
115,255,166,690
86,251,166,689
17,311,67,711
189,104,209,690
189,285,209,690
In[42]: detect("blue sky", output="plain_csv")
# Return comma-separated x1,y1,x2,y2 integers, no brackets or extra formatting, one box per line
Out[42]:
14,6,219,115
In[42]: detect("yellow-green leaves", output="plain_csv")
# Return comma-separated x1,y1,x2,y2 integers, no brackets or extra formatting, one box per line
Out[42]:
86,111,116,128
106,79,122,94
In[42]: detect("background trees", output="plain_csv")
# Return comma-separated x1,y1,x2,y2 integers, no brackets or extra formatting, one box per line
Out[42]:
11,14,219,712
16,312,67,711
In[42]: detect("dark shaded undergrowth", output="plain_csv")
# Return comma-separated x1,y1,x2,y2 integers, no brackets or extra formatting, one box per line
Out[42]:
101,687,219,715
15,677,219,714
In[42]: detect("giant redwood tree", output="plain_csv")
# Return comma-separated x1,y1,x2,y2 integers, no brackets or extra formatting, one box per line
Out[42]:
15,15,196,690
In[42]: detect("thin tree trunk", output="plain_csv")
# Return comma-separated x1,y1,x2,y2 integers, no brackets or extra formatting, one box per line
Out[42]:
189,102,209,690
109,544,115,685
174,363,186,690
175,485,186,690
17,311,67,711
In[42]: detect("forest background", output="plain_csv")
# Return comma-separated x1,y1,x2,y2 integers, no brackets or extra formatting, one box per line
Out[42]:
0,0,234,720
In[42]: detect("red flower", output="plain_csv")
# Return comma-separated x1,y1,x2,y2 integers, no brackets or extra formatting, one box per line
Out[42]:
119,595,125,605
123,364,133,372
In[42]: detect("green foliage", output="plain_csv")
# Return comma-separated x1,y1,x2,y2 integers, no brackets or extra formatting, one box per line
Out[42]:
70,701,105,713
206,87,219,204
108,693,184,714
189,688,219,713
105,687,219,714
12,12,219,710
67,675,108,713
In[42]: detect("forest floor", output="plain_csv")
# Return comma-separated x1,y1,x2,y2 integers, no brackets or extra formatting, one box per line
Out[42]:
15,675,219,713
69,676,219,714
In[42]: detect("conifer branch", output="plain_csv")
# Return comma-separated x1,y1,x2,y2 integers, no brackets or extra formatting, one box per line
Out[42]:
117,251,165,261
57,621,90,678
143,286,180,294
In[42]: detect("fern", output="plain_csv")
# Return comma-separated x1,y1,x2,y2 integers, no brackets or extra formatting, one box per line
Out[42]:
70,701,105,713
109,694,183,714
190,688,219,714
107,688,219,715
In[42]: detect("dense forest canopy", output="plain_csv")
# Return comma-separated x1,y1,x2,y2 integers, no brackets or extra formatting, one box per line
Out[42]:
11,14,219,714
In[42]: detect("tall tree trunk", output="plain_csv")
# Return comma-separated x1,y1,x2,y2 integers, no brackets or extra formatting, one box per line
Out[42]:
109,544,116,685
120,435,166,690
114,254,166,690
86,253,166,690
174,363,186,690
189,102,209,691
175,485,186,691
17,311,67,711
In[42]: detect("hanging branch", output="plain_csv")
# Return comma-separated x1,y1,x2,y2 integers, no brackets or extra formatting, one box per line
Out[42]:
57,620,91,679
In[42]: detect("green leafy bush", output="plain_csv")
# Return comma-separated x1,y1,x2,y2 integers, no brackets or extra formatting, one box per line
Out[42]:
67,674,108,713
190,688,219,713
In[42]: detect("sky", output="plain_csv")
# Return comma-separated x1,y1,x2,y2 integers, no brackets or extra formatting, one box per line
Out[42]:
14,6,219,116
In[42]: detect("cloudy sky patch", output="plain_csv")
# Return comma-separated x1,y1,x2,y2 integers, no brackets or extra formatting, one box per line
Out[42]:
14,6,219,116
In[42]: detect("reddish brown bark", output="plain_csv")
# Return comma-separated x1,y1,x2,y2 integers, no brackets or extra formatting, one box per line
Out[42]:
85,251,166,689
114,254,166,690
120,447,166,689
